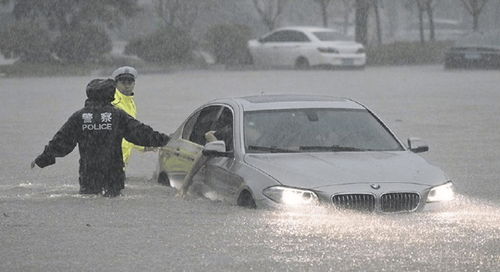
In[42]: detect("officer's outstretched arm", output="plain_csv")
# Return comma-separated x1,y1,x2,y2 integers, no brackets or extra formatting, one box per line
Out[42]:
34,113,79,168
122,114,170,147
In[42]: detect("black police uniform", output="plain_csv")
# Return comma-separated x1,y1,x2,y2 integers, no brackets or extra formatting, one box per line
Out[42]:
34,79,169,196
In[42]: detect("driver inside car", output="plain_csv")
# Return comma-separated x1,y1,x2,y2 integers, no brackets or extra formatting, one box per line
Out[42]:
178,114,233,197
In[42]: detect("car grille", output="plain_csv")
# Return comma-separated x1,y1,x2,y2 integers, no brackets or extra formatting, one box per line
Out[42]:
381,193,420,212
332,194,375,212
331,193,420,212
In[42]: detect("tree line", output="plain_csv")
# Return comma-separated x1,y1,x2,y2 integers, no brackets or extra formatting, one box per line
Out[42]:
0,0,497,64
250,0,495,45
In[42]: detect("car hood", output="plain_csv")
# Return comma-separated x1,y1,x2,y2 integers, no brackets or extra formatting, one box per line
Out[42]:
244,151,447,189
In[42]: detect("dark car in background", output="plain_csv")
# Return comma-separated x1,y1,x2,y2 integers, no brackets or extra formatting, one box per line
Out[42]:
444,30,500,69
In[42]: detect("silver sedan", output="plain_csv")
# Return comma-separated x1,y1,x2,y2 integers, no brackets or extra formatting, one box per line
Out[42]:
155,95,454,212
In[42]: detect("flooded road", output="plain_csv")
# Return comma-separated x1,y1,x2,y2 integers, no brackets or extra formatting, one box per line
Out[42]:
0,66,499,271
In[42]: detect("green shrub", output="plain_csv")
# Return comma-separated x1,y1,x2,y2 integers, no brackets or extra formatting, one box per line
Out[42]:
0,21,53,63
52,24,112,64
205,24,253,65
367,41,452,65
125,26,193,64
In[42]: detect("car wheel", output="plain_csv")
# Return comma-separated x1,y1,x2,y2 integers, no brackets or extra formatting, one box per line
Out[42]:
157,171,171,187
295,57,310,70
237,190,256,209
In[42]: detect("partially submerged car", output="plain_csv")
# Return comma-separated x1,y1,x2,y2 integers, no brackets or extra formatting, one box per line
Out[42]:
444,30,500,69
248,27,366,69
156,95,454,212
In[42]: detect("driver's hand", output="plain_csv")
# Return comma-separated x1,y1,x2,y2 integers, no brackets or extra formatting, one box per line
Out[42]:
204,131,217,142
176,189,187,198
143,147,158,152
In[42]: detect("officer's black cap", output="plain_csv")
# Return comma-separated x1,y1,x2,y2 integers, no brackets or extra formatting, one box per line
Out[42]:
86,79,116,102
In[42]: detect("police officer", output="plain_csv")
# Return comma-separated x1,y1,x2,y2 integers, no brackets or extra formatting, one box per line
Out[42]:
31,79,170,197
111,66,153,166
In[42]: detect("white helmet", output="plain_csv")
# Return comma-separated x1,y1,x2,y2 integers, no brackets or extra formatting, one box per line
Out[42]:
111,66,138,80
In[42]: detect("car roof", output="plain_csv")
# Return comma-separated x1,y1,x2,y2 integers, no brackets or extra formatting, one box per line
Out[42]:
273,26,340,33
211,95,366,111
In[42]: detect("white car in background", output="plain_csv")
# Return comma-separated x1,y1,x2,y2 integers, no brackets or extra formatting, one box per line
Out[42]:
248,26,366,69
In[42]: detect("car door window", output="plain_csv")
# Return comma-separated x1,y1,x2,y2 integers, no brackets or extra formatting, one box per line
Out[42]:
261,31,280,43
187,106,221,145
285,30,310,42
261,31,288,43
262,30,310,43
212,107,234,152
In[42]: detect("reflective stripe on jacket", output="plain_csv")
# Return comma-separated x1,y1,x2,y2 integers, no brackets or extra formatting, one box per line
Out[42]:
112,89,141,164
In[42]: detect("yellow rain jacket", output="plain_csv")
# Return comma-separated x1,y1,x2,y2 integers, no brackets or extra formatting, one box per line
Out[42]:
112,89,143,164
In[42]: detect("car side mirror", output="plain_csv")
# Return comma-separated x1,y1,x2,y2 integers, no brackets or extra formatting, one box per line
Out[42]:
202,140,233,157
408,137,429,153
258,37,265,43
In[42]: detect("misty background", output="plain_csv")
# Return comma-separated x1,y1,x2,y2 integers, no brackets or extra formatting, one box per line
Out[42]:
1,0,499,75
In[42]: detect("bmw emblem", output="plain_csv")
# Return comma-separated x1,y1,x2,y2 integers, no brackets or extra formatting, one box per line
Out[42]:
370,184,381,190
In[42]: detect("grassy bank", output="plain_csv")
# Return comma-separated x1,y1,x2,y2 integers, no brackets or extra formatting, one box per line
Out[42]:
0,41,454,77
0,63,98,77
0,60,208,78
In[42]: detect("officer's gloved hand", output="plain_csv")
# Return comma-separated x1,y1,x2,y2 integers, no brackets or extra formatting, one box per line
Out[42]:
143,147,158,152
30,160,37,169
204,131,217,143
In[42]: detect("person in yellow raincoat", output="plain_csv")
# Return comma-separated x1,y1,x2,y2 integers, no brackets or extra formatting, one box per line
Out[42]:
111,66,156,166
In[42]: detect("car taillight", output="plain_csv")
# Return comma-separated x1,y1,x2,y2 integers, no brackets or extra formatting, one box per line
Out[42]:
356,48,366,54
318,47,339,54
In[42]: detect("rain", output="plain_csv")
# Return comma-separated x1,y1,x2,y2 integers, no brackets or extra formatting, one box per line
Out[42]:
1,0,499,271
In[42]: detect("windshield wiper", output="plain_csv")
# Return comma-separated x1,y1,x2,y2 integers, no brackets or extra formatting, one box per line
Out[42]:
247,145,298,153
299,145,370,152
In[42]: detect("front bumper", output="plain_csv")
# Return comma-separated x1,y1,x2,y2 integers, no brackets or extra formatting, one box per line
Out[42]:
256,183,454,213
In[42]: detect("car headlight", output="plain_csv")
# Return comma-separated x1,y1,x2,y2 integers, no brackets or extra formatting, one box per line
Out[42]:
356,48,366,54
427,181,454,202
263,186,319,206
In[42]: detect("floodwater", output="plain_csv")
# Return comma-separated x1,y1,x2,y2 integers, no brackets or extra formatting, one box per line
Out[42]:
0,66,499,271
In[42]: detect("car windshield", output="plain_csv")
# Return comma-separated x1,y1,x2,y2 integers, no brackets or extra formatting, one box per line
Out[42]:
244,108,403,153
313,31,351,41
